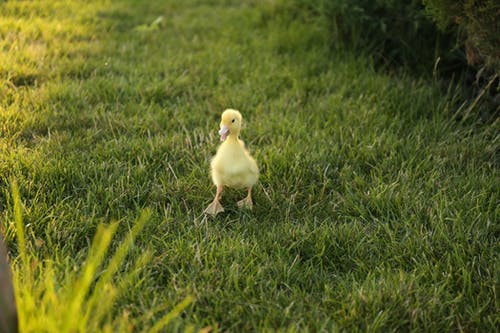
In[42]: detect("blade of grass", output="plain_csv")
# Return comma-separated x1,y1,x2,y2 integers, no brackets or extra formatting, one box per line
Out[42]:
90,251,153,329
62,222,118,332
84,209,152,322
149,296,195,333
11,179,28,281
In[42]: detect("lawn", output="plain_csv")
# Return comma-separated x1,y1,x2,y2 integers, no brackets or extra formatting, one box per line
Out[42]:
0,0,498,331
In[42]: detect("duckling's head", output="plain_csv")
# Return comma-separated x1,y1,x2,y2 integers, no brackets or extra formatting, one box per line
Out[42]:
219,109,242,141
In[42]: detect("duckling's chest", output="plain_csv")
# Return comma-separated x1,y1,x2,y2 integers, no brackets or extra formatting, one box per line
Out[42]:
213,144,249,170
212,144,255,184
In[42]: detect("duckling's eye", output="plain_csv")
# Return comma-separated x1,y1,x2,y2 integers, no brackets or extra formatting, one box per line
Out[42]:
231,119,235,123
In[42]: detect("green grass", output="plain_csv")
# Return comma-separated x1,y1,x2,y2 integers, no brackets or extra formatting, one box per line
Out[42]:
1,0,499,331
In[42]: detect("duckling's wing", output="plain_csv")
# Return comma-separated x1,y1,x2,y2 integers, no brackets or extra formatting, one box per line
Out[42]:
250,159,259,175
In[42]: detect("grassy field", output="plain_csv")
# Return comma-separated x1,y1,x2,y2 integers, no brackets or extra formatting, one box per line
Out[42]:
1,0,499,331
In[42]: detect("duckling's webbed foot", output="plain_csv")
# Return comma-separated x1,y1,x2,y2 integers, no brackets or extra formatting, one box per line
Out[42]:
205,185,224,216
237,187,253,210
204,200,224,216
237,197,253,210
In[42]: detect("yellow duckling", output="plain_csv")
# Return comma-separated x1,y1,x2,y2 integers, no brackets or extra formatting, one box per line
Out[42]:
204,109,259,216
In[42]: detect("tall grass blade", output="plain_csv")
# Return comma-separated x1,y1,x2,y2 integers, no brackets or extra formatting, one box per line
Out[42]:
85,210,152,327
11,179,28,281
62,223,118,332
149,296,194,333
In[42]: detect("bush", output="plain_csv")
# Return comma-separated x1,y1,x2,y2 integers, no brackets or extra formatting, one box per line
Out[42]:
293,0,462,75
286,0,498,116
423,0,500,73
293,0,499,77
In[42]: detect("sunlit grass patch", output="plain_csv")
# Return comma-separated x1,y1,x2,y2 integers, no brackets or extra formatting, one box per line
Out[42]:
9,179,193,332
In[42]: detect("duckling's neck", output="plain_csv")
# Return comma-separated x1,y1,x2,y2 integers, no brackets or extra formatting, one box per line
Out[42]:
226,133,239,143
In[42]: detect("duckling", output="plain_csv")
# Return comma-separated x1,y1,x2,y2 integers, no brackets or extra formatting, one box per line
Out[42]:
204,109,259,216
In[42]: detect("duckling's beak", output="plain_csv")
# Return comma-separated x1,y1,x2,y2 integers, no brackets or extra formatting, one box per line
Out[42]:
219,125,230,141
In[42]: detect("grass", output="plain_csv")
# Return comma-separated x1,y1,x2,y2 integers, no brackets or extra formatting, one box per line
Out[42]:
0,0,498,331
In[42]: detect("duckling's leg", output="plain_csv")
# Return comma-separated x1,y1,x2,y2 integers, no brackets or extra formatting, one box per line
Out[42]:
237,187,253,210
204,185,224,216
